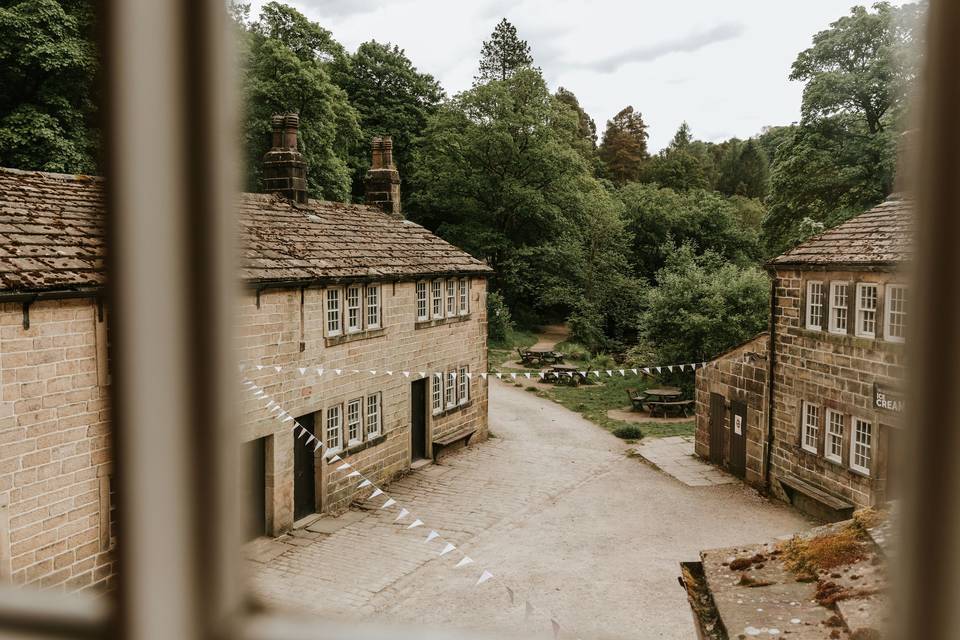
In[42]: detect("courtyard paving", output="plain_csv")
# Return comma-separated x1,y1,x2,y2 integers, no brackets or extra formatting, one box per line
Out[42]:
248,380,811,639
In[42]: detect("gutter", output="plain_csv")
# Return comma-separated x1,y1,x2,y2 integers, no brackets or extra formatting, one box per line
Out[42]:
0,288,103,329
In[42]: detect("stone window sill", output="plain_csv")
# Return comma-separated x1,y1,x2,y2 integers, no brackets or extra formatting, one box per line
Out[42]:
797,327,904,350
325,328,385,348
795,445,872,480
432,400,473,418
416,314,471,329
341,433,387,457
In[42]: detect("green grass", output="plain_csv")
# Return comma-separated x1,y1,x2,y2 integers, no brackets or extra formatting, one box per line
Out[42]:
488,327,539,368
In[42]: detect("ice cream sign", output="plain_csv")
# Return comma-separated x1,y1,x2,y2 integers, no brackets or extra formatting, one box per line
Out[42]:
874,383,904,413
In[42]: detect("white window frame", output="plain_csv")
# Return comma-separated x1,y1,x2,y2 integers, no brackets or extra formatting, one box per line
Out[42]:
856,282,879,338
346,398,362,446
326,288,342,337
885,284,907,343
346,285,361,333
325,404,343,453
801,401,820,454
806,280,824,330
366,284,381,329
850,417,873,475
431,280,443,319
829,281,849,334
825,409,844,464
445,370,457,409
416,281,429,321
458,365,469,405
431,373,443,415
366,392,381,438
446,279,456,317
458,277,469,315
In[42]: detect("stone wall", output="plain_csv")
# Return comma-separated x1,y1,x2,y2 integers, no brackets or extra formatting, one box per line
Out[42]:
694,334,768,490
0,276,488,592
0,298,114,593
769,267,905,510
236,276,489,528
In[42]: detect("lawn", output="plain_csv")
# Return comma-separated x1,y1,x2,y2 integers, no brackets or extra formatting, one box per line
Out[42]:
488,327,539,368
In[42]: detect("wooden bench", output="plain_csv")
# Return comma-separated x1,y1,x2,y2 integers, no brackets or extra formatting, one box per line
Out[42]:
517,348,539,366
778,474,855,522
432,426,477,461
626,388,646,411
647,399,694,418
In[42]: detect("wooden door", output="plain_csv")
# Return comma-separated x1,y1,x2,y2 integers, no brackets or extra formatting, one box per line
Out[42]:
709,393,726,466
243,437,266,539
729,400,747,479
293,413,316,521
411,379,428,461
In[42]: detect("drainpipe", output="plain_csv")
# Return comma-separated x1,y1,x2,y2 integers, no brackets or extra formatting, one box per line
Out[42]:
763,273,777,489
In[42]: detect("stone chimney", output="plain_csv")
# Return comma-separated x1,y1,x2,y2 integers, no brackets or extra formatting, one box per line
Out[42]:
364,136,401,217
262,113,308,204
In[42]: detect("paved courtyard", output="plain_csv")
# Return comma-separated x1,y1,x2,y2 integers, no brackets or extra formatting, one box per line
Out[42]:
635,435,738,486
249,380,811,639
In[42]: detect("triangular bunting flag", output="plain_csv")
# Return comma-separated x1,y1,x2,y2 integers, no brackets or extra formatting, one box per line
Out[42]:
256,365,264,371
357,479,371,488
656,367,662,373
592,371,601,378
345,470,361,478
386,371,393,376
329,454,341,463
407,519,424,529
403,371,410,377
336,463,351,471
668,365,674,373
369,370,377,375
305,435,315,445
439,543,455,556
381,498,396,509
480,373,488,380
313,441,322,451
296,428,306,439
465,372,472,379
316,368,324,376
619,369,625,376
678,364,686,372
425,530,439,543
606,370,613,377
335,369,342,375
476,570,493,586
454,556,474,568
495,373,502,379
282,416,293,422
394,508,409,522
524,372,531,379
274,366,282,372
370,488,383,499
579,371,587,378
510,373,517,380
631,368,638,375
419,372,426,378
298,367,306,375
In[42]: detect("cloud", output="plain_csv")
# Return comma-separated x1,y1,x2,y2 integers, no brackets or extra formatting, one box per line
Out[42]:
291,0,396,19
568,22,746,73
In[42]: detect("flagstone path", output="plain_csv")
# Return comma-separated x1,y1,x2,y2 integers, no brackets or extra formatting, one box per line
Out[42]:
248,380,811,639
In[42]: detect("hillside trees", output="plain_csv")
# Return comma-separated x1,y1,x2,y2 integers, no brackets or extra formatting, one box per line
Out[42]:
598,106,649,185
475,18,536,83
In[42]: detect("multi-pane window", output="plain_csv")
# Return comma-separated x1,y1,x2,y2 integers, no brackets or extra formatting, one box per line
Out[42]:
326,404,342,452
431,280,443,319
431,373,443,414
885,285,907,342
459,277,469,315
825,409,844,463
806,281,824,330
416,281,429,321
856,283,879,338
446,279,456,316
346,398,362,444
802,401,820,454
367,284,380,329
458,365,469,405
366,393,381,437
445,370,456,408
830,282,849,334
346,285,361,333
851,418,873,475
326,289,341,336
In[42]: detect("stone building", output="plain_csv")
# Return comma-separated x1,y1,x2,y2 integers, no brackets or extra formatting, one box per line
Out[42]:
695,195,909,520
0,115,491,592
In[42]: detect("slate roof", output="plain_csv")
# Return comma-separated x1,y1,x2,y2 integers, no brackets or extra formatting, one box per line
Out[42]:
768,195,912,268
0,168,490,294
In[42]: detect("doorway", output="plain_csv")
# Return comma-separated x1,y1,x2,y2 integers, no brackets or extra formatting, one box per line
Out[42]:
709,393,726,466
243,437,266,539
729,400,747,479
411,379,428,462
293,412,316,521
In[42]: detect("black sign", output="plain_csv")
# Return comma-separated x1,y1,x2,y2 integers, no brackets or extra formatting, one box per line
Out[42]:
874,382,904,413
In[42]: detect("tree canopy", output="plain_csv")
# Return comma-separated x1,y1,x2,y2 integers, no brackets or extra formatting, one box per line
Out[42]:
598,106,649,185
475,18,536,84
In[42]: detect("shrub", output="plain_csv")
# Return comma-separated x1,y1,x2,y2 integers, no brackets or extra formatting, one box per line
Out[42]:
486,291,513,341
613,424,643,440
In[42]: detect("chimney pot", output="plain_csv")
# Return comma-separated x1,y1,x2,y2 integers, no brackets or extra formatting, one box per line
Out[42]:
365,136,401,218
262,112,308,203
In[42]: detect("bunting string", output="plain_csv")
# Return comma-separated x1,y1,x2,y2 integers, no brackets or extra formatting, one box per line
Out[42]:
242,378,583,639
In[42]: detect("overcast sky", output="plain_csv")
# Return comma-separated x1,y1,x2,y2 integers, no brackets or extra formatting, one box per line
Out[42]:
247,0,907,151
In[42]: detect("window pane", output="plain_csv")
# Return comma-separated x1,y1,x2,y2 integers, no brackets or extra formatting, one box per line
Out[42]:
347,399,362,443
366,393,380,436
327,289,341,334
326,405,342,451
367,285,380,328
347,286,361,332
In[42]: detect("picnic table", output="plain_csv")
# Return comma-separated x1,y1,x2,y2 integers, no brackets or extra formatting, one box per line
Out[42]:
544,364,586,386
517,348,565,367
643,387,693,418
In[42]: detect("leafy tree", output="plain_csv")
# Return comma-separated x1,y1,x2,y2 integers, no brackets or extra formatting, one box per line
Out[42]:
555,87,597,157
639,121,716,191
332,40,443,200
716,138,769,198
640,245,769,364
763,2,921,255
475,18,536,83
670,121,693,149
237,3,360,201
617,182,761,277
598,106,649,185
0,0,99,173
